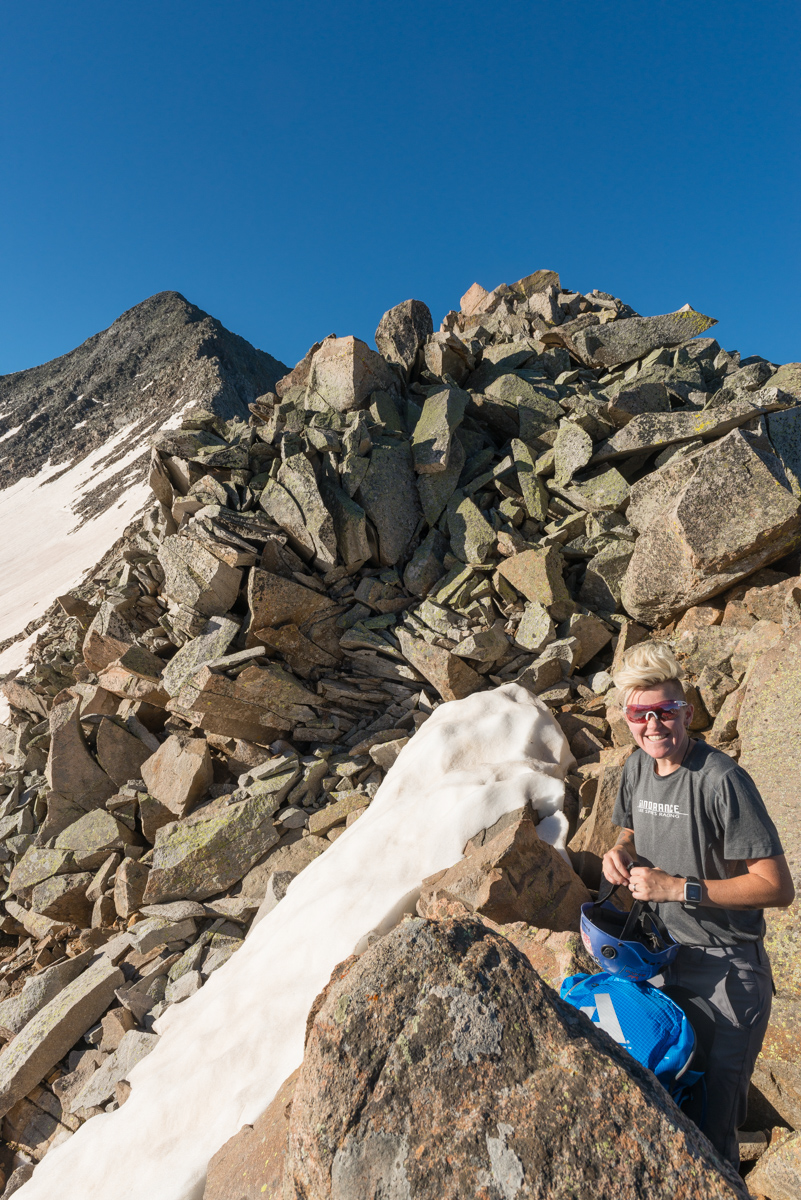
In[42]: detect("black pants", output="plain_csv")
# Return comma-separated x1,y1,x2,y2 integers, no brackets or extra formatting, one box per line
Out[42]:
663,941,773,1169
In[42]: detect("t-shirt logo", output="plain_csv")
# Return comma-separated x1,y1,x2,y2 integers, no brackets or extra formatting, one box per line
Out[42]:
637,799,686,819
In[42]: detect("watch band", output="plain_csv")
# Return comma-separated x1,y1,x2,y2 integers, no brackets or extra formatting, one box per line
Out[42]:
683,876,702,907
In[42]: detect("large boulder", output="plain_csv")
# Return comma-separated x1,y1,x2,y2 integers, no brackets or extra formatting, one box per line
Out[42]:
283,917,746,1199
418,807,589,932
568,307,717,368
621,430,801,625
306,336,399,412
374,300,433,373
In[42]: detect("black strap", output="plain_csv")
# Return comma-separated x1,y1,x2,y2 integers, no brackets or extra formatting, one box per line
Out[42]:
596,871,675,952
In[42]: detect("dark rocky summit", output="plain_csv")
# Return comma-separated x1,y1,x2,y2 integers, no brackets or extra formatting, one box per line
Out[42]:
0,291,287,493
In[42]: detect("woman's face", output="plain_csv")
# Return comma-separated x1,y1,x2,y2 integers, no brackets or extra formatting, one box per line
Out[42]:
624,684,693,764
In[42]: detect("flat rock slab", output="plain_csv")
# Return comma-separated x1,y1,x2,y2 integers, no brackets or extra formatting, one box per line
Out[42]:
570,308,717,368
284,916,746,1200
0,954,123,1119
744,1129,801,1200
593,394,788,461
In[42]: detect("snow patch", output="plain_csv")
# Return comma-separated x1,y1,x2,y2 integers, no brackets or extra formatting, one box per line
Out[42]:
0,425,22,444
17,684,572,1200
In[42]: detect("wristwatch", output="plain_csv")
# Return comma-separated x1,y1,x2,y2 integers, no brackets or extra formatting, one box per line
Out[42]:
683,876,702,907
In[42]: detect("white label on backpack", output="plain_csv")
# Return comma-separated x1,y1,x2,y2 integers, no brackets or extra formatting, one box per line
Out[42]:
592,993,628,1046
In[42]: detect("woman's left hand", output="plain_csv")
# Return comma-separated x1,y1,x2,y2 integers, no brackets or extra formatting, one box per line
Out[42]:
628,865,683,904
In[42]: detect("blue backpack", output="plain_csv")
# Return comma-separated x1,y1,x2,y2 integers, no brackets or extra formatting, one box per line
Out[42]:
560,971,714,1119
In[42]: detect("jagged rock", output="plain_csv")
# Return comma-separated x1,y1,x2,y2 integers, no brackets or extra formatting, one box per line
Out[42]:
496,547,572,620
568,747,634,884
395,630,483,702
594,394,788,462
140,735,213,818
358,436,420,565
97,646,170,708
95,718,151,788
160,616,240,696
54,810,138,871
604,379,671,426
0,955,124,1120
622,430,801,624
30,873,92,925
411,388,467,474
553,422,593,485
446,494,495,563
8,847,74,896
0,951,94,1036
68,1031,158,1113
142,789,283,903
284,916,746,1200
418,807,589,931
569,307,717,368
277,455,337,568
169,662,319,742
451,622,509,663
128,914,198,953
82,602,137,674
306,336,398,412
158,535,242,616
416,438,465,526
46,693,116,811
375,300,433,373
114,857,150,919
744,1130,801,1200
514,603,555,654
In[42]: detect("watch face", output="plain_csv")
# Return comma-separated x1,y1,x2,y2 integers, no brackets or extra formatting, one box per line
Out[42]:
685,883,703,904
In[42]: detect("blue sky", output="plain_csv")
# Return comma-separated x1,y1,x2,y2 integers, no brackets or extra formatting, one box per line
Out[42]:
1,0,799,376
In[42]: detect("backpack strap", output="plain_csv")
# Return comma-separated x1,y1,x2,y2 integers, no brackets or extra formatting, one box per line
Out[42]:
597,872,675,952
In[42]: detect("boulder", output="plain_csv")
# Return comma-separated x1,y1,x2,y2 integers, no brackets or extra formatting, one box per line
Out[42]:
46,693,116,811
0,950,94,1036
158,535,242,616
306,336,398,412
358,436,421,565
284,916,746,1200
496,547,572,620
569,307,717,368
418,807,589,932
140,735,213,818
411,388,467,474
374,300,433,373
744,1129,801,1200
82,602,137,674
67,1031,158,1113
160,616,240,697
621,430,801,624
395,630,484,702
594,394,787,462
30,873,92,925
0,956,123,1119
568,747,635,886
114,857,150,919
54,810,138,871
142,790,284,904
277,455,337,568
95,718,152,788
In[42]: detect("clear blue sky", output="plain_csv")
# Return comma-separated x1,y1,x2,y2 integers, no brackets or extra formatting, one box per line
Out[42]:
1,0,799,377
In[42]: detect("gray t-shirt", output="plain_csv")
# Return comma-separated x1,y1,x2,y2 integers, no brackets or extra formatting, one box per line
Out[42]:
612,740,783,946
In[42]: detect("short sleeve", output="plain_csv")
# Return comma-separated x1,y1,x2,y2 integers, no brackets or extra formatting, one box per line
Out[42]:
611,761,634,831
716,767,784,861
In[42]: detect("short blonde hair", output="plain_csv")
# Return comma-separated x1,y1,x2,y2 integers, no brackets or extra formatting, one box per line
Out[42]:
612,641,685,706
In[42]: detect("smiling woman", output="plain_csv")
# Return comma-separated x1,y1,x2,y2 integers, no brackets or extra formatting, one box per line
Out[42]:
600,639,794,1169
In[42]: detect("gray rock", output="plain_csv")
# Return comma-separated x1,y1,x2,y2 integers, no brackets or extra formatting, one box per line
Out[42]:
0,955,124,1119
553,422,593,485
621,429,801,624
0,950,94,1036
768,406,801,496
158,535,242,616
68,1030,158,1113
55,809,138,871
403,530,448,598
570,307,717,368
306,336,398,412
160,616,240,697
259,476,316,560
278,454,338,568
510,438,548,522
604,379,671,426
142,790,283,904
411,388,468,474
416,437,465,527
358,437,421,565
374,300,433,373
593,394,789,462
514,603,556,654
128,915,198,954
446,495,495,563
318,475,370,568
580,540,636,613
46,693,116,812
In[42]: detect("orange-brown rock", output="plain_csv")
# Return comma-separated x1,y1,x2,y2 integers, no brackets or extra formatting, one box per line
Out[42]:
202,1069,299,1200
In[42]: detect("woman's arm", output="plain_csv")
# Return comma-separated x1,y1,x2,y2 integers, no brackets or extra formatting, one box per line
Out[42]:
629,854,795,909
601,829,637,886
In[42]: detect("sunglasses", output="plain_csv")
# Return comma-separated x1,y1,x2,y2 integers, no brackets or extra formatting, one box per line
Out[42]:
624,701,689,724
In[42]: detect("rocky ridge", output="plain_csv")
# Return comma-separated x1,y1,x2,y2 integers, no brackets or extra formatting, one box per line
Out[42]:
0,271,800,1195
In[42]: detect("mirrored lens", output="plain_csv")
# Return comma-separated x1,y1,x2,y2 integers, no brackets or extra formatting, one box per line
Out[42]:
624,702,686,723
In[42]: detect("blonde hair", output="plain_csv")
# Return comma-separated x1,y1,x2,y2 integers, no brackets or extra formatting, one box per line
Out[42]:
612,641,685,706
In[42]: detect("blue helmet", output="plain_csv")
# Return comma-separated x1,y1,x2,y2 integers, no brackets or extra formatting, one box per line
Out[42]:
580,877,680,983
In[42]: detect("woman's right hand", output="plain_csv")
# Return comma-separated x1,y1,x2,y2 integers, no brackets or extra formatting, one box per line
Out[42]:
602,844,634,887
